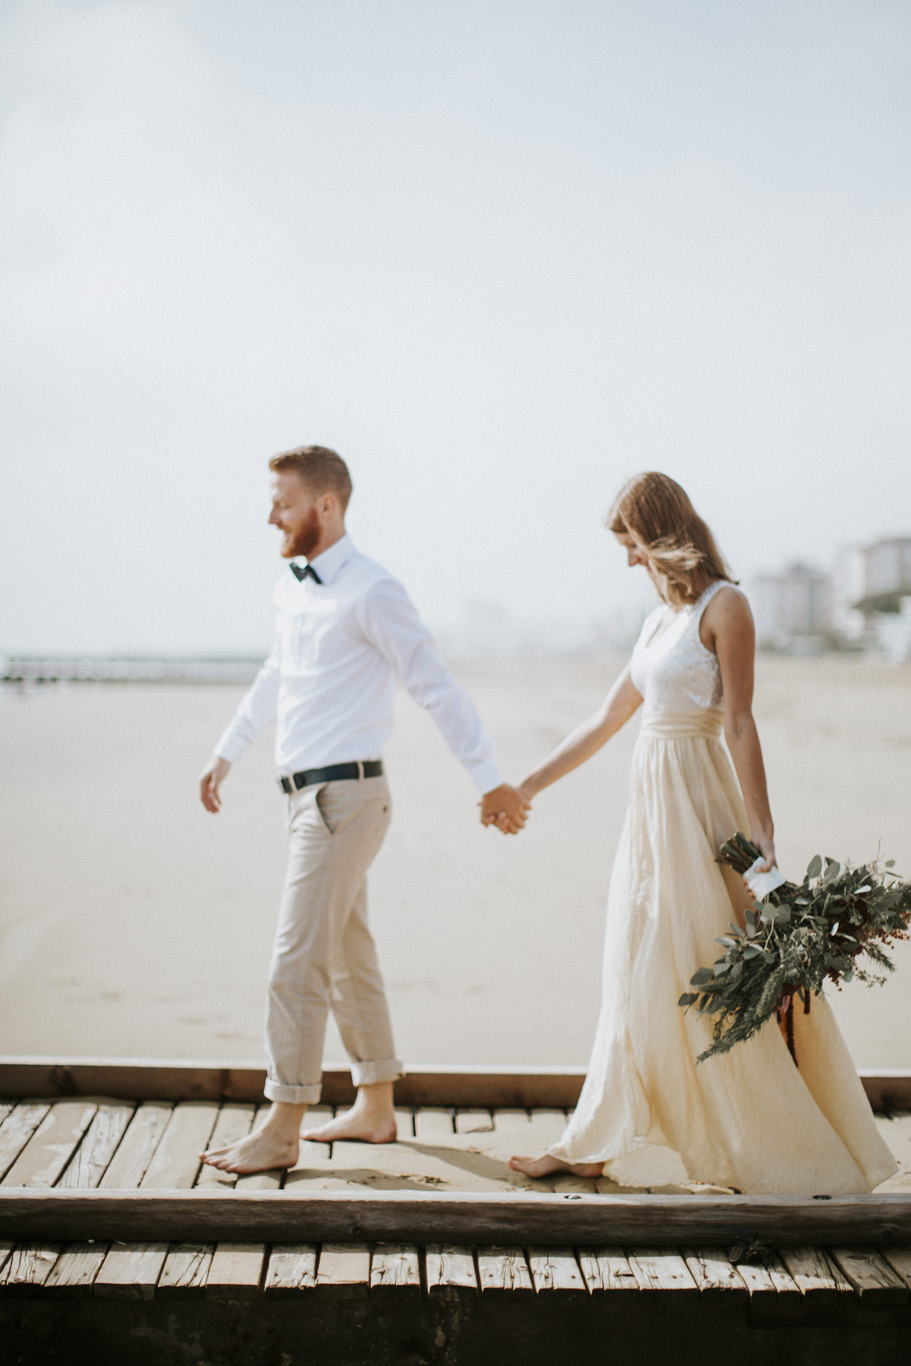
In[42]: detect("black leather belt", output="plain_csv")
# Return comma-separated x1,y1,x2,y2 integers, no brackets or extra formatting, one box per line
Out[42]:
278,760,384,794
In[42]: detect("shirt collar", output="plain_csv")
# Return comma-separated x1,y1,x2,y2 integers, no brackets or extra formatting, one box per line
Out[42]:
305,532,354,587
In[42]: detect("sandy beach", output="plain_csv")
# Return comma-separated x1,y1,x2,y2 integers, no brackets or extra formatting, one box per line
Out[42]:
1,653,910,1071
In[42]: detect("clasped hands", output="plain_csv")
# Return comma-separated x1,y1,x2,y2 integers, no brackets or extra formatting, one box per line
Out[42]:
479,782,533,836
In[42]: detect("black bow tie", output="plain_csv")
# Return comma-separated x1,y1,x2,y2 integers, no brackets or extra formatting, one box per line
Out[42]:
290,562,322,584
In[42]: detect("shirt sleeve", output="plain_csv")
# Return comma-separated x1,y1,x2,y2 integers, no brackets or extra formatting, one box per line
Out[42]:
213,640,281,763
358,576,503,793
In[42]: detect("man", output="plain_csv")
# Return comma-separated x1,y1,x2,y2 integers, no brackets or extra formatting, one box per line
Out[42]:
199,445,529,1173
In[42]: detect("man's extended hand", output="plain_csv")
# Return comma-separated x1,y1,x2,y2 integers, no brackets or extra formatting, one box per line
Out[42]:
479,783,531,835
199,755,232,813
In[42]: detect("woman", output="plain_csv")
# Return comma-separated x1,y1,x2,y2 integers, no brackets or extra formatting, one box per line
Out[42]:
508,473,895,1194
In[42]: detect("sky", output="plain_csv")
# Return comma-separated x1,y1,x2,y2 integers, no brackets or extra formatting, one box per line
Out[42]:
1,0,909,655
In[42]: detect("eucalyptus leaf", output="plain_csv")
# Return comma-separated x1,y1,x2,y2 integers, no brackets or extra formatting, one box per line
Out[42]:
807,854,823,879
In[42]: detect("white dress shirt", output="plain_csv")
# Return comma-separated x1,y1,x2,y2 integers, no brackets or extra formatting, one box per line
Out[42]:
215,534,503,793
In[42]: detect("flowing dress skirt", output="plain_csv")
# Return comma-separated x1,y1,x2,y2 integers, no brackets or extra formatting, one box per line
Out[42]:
548,709,897,1194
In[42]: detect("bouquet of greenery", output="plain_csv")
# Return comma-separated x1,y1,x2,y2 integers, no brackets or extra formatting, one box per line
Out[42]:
678,832,911,1065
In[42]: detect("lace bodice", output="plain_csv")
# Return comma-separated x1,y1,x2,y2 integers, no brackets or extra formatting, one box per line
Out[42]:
630,580,732,713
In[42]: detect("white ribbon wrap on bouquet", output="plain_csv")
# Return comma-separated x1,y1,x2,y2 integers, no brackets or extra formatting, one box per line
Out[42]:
743,856,788,899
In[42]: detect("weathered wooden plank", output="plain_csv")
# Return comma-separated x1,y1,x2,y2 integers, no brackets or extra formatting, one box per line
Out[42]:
0,1102,15,1129
454,1108,494,1134
370,1243,421,1294
205,1243,265,1299
0,1061,269,1105
6,1097,97,1188
316,1242,371,1297
578,1247,639,1293
881,1246,911,1289
92,1242,170,1300
414,1108,455,1139
140,1101,219,1189
830,1246,908,1302
628,1248,698,1292
779,1246,853,1297
733,1252,799,1299
57,1102,134,1188
877,1113,911,1191
5,1189,911,1248
156,1243,213,1298
0,1061,590,1109
42,1242,108,1297
0,1103,51,1181
529,1246,587,1293
0,1241,62,1290
477,1245,534,1294
683,1246,748,1294
263,1245,318,1295
99,1102,173,1189
490,1108,531,1132
862,1072,911,1113
425,1244,477,1297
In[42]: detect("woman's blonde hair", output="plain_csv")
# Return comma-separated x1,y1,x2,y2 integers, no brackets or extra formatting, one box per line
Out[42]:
607,471,735,606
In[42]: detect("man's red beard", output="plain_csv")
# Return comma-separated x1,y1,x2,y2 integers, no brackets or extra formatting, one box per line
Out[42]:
282,506,322,559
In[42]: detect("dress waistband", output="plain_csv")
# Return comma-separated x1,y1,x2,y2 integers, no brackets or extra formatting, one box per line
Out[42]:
639,708,723,739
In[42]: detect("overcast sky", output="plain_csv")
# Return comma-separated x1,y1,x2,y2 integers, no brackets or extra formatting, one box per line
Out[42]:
2,0,909,654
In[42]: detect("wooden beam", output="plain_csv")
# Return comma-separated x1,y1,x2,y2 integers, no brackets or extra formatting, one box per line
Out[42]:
2,1189,911,1248
0,1059,588,1108
2,1058,909,1110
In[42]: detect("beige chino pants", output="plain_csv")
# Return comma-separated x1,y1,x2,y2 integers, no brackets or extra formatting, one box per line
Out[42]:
264,775,402,1105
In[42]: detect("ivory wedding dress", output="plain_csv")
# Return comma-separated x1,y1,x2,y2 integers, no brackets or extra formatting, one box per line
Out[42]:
548,580,896,1193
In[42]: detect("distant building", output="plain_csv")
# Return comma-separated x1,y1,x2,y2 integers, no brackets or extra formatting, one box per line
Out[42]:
750,563,833,652
830,546,870,644
853,537,911,612
849,535,911,662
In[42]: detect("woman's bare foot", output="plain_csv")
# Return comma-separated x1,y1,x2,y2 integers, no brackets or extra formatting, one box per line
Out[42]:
508,1153,604,1179
200,1101,304,1174
301,1080,396,1144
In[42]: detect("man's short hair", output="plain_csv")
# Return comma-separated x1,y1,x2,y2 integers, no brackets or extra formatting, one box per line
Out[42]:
269,445,353,511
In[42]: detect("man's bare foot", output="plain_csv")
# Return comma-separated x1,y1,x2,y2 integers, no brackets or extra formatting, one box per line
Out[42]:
508,1153,604,1179
301,1081,397,1144
300,1104,397,1145
200,1101,304,1174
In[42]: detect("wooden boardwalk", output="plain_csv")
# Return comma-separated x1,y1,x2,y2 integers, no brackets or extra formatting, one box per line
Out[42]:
3,1063,911,1363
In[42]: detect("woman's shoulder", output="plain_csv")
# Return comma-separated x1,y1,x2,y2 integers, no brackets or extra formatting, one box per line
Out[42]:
700,581,754,640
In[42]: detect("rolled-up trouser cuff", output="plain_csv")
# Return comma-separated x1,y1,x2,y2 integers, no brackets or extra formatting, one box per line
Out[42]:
264,1077,323,1105
350,1057,405,1088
